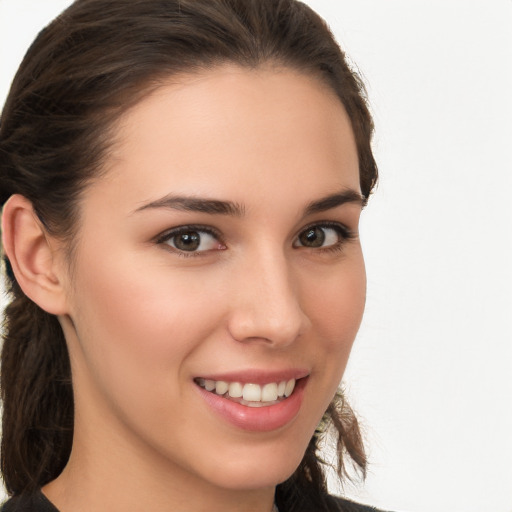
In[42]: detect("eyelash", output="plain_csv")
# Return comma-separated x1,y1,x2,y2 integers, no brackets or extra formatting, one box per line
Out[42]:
155,224,224,258
155,221,355,258
293,221,356,254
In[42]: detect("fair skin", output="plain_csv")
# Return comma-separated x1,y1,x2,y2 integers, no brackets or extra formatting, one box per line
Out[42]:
3,65,365,512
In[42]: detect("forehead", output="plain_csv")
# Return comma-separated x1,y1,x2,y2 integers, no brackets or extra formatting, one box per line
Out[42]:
91,65,360,212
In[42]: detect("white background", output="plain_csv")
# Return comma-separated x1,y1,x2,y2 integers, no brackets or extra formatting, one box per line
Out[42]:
1,1,511,511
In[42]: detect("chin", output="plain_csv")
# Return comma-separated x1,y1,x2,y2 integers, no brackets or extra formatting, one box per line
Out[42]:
212,442,307,491
206,459,302,492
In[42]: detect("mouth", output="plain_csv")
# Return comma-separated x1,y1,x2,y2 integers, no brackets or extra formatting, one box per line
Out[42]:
194,377,297,408
193,370,309,431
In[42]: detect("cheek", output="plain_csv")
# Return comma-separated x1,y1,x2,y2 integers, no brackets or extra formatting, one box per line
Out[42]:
67,252,225,408
303,255,366,352
291,256,366,452
299,252,366,421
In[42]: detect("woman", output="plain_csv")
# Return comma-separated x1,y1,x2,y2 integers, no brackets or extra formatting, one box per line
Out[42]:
0,0,381,511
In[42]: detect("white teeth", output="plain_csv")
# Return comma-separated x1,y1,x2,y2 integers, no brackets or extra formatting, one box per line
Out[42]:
246,401,271,407
242,383,261,402
261,383,278,402
228,382,243,398
197,378,297,403
215,380,229,395
205,379,215,391
284,379,295,398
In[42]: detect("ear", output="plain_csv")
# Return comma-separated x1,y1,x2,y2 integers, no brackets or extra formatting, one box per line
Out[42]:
2,194,69,315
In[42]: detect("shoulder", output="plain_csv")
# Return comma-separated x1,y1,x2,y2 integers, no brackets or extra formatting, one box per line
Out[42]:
329,495,391,512
1,492,59,512
299,493,393,512
276,487,394,512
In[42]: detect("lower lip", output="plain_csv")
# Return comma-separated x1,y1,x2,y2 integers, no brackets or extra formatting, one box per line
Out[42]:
195,378,307,432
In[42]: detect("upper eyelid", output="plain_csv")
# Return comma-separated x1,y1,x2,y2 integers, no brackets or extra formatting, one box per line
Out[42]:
154,224,223,244
295,220,353,237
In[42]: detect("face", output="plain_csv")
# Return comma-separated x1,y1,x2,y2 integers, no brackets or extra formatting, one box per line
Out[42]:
58,65,366,493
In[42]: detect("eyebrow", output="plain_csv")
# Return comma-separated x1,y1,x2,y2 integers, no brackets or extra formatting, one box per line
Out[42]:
134,189,364,217
304,189,366,215
134,194,245,216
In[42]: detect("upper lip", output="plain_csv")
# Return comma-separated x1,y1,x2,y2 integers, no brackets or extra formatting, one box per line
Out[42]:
195,368,309,385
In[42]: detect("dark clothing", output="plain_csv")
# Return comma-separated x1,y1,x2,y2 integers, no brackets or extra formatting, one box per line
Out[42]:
1,491,390,512
1,493,57,512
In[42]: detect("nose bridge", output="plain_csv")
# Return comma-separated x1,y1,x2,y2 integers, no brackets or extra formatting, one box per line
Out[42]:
227,245,309,346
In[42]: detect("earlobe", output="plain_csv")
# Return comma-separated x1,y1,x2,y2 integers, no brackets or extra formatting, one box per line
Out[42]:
1,194,68,315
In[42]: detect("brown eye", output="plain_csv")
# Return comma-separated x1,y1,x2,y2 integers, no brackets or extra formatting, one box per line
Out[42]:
298,227,326,247
294,224,347,249
162,228,222,253
173,231,201,251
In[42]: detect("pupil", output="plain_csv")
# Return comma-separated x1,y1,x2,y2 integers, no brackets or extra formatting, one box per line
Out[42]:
175,232,200,251
300,227,325,247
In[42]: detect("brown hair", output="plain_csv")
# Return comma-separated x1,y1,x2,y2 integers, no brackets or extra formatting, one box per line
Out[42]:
0,0,377,508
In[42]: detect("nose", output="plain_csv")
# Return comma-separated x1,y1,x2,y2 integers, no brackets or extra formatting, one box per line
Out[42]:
227,249,310,347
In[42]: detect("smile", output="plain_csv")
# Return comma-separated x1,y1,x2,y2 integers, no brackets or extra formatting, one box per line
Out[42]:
195,378,296,407
194,371,309,431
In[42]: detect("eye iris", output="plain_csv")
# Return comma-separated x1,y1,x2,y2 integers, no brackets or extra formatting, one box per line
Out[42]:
174,231,200,251
300,227,325,247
